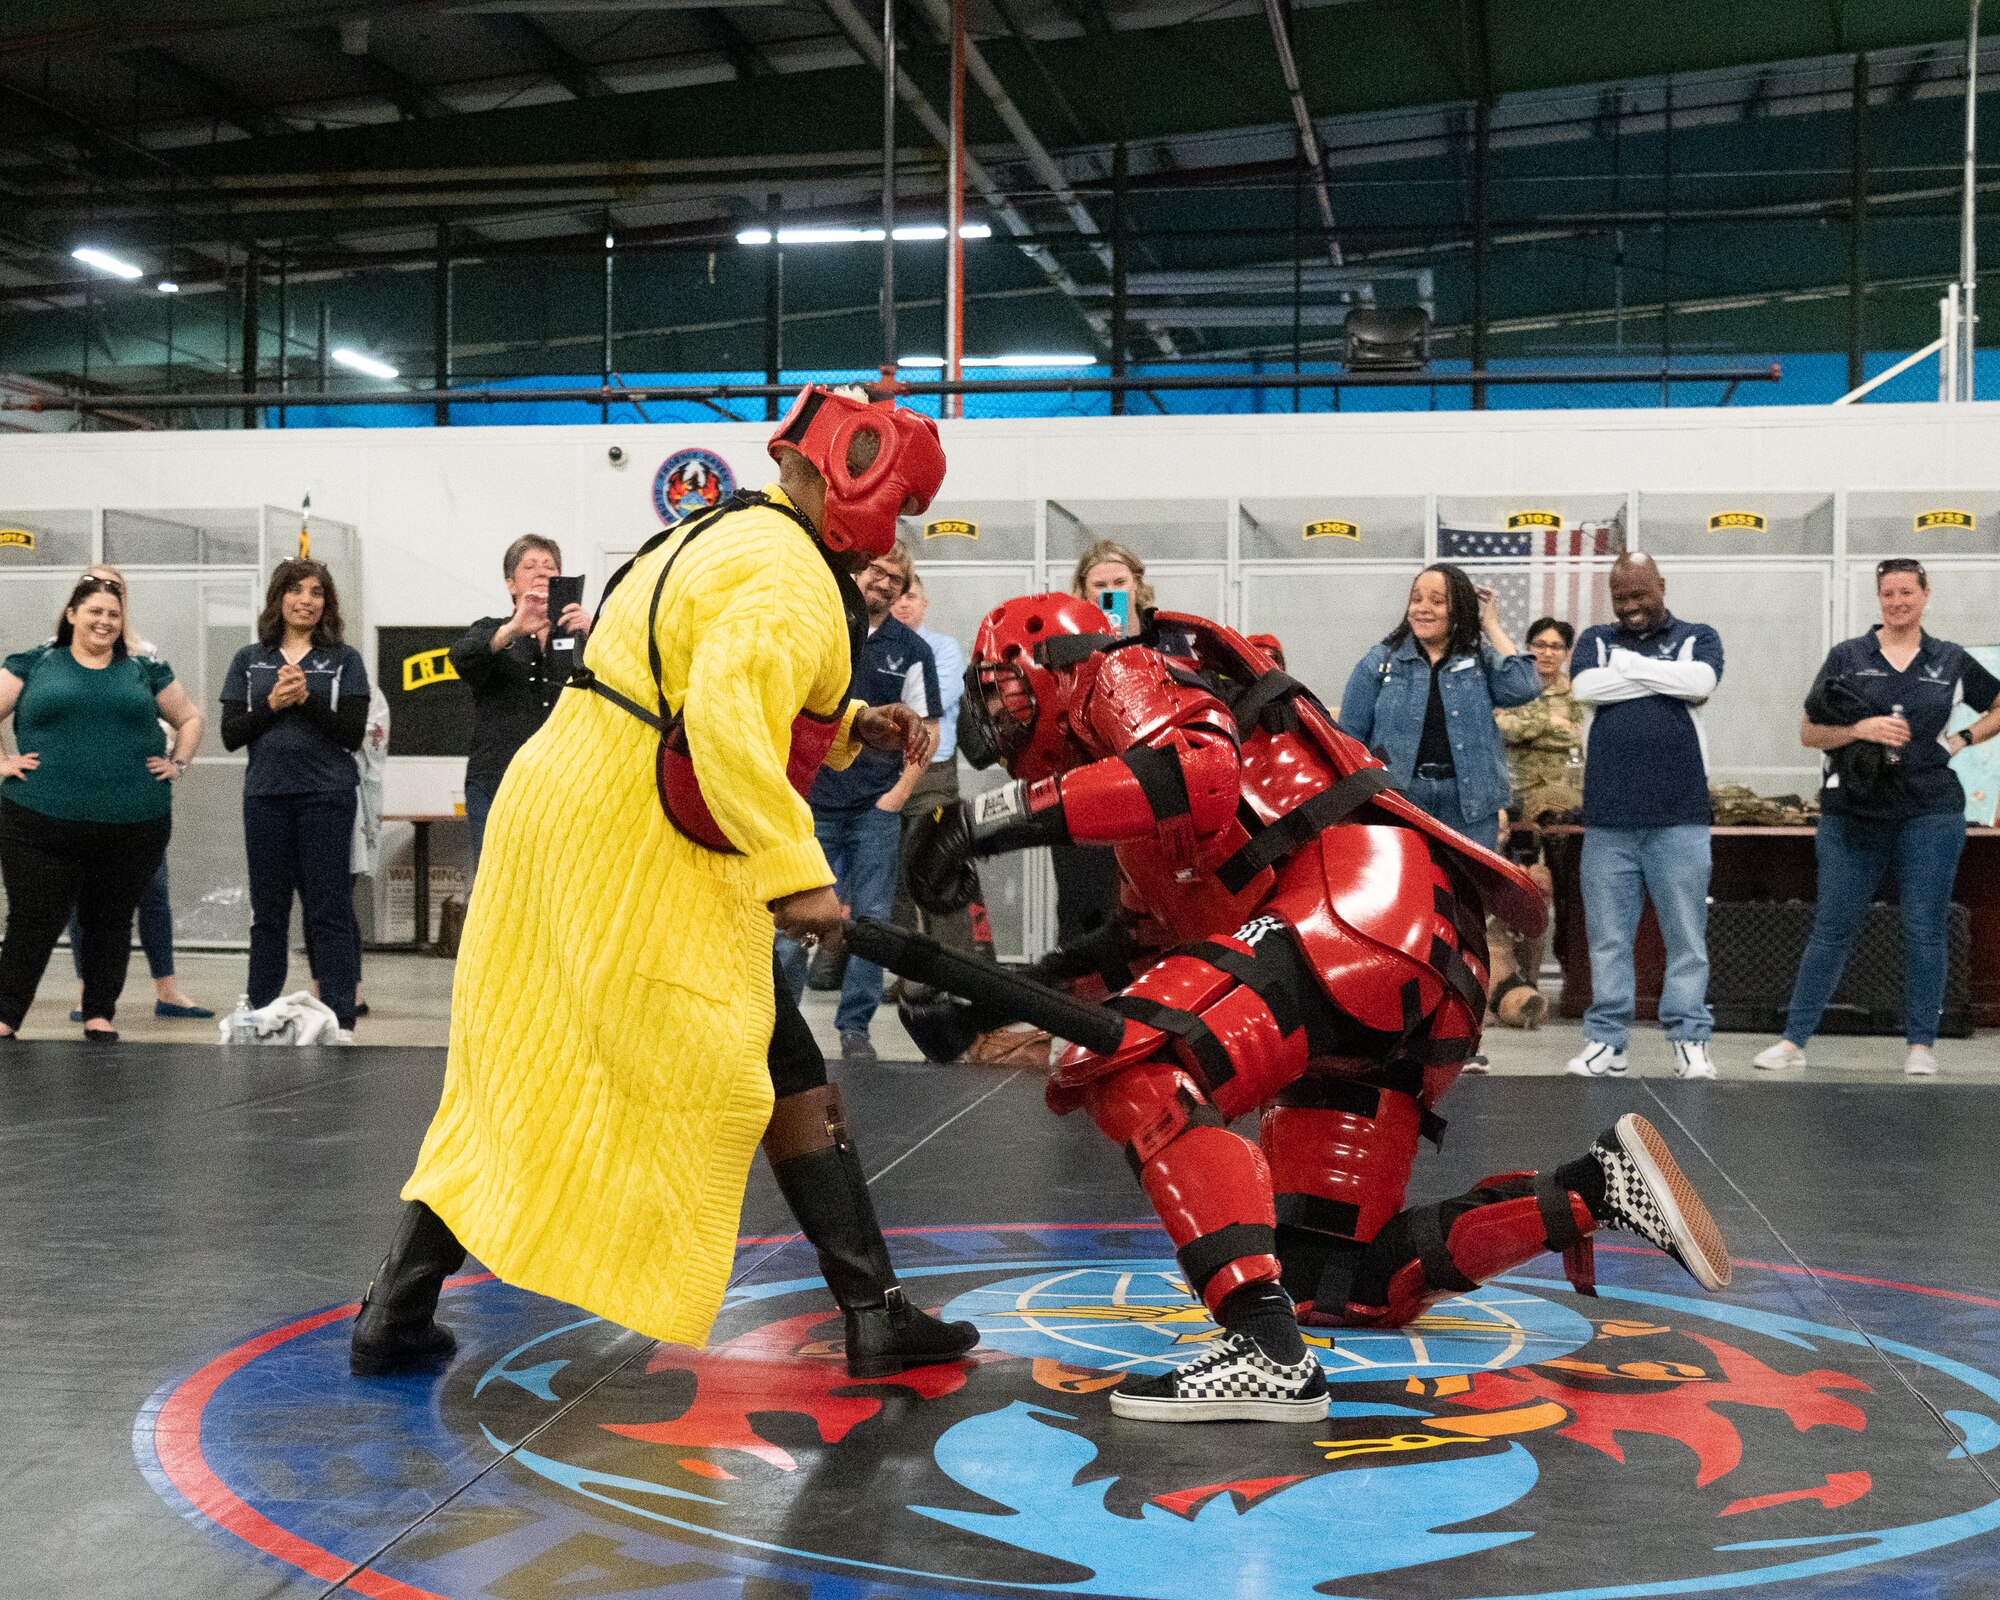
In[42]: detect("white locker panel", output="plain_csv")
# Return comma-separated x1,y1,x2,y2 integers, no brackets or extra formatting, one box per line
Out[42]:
1651,562,1828,792
1240,565,1421,718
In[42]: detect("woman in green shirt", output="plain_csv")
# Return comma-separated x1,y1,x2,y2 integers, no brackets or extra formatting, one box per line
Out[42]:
0,575,203,1041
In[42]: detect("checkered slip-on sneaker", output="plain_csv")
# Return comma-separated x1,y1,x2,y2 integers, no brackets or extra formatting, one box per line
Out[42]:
1109,1330,1330,1423
1591,1113,1732,1292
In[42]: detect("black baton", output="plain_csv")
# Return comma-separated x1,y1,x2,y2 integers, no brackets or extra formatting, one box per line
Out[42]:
842,917,1130,1056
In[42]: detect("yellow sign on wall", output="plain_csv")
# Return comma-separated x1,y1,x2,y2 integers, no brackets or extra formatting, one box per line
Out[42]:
0,527,35,551
1915,508,1976,533
1706,511,1767,533
1506,511,1562,531
402,648,460,692
1303,519,1359,541
924,518,978,540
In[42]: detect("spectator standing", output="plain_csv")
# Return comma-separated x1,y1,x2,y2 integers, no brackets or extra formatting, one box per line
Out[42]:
1755,560,2000,1077
1486,617,1584,1028
1053,540,1152,945
779,540,939,1062
888,572,977,953
1338,562,1538,853
311,680,389,1018
0,575,203,1041
450,535,594,872
1495,617,1585,823
221,560,372,1036
58,564,212,1020
1565,553,1724,1082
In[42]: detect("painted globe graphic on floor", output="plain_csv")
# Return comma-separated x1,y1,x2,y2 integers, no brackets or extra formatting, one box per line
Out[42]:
138,1222,2000,1599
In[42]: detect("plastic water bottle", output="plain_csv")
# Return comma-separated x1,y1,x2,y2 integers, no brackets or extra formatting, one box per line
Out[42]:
221,994,255,1046
1887,703,1905,766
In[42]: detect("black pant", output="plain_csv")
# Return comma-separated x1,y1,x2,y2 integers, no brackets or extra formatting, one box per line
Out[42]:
246,789,360,1029
0,799,171,1029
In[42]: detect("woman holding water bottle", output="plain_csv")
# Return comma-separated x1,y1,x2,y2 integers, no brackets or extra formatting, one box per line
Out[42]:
1755,559,2000,1077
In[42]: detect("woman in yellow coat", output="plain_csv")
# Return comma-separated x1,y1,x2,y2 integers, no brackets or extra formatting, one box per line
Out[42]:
350,387,977,1380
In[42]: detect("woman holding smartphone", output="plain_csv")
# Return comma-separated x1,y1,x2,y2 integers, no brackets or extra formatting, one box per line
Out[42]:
221,559,372,1037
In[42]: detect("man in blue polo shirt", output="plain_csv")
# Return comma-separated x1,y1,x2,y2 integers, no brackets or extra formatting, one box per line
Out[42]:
778,540,940,1062
1565,553,1724,1081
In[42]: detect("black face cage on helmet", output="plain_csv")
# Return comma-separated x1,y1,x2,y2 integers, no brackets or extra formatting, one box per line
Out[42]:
961,659,1032,770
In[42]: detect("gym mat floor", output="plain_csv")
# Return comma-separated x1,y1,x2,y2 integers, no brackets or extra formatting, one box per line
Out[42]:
7,1039,2000,1600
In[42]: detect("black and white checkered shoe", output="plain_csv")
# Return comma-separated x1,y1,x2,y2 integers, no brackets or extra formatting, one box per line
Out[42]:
1109,1330,1329,1423
1592,1113,1732,1292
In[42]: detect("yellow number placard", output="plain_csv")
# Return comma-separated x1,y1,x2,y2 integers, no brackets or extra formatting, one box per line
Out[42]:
402,648,460,692
1303,519,1359,541
1706,510,1767,533
924,518,978,540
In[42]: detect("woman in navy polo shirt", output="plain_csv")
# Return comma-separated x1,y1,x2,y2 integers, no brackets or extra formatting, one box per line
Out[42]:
1755,559,2000,1077
221,559,372,1036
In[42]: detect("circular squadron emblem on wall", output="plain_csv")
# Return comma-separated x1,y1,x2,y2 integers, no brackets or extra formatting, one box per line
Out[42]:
653,447,735,523
138,1223,2000,1598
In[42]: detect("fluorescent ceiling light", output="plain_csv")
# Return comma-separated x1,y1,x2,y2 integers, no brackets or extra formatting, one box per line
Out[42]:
155,280,180,295
738,224,992,246
332,347,399,381
72,246,143,280
898,353,1096,369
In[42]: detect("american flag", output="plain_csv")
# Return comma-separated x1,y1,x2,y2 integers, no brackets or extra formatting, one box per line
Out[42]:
1438,516,1623,640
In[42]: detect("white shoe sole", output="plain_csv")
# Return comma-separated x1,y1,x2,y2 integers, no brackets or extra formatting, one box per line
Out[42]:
1905,1062,1938,1077
1109,1390,1331,1424
1565,1061,1627,1078
1752,1052,1803,1071
1616,1112,1732,1292
1674,1065,1717,1080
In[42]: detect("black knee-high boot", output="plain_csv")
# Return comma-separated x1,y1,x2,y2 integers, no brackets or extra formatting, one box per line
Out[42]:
350,1200,468,1377
765,1085,979,1378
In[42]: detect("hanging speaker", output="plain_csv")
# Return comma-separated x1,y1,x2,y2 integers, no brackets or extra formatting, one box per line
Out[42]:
1343,307,1432,371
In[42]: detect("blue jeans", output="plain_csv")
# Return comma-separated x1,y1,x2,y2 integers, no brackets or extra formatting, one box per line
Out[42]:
1581,824,1713,1048
775,803,905,1035
1783,809,1967,1048
1405,772,1500,853
69,856,175,981
245,789,360,1029
465,774,499,878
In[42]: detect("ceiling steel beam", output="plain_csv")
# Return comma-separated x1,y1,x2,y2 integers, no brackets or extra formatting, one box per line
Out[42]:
692,9,776,80
1259,0,1342,266
487,14,613,98
817,0,1113,349
115,45,292,138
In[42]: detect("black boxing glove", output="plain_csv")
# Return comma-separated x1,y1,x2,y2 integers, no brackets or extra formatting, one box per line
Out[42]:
896,982,1003,1064
902,801,982,914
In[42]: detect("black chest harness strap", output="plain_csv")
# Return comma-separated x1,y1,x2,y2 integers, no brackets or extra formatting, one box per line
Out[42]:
567,489,863,730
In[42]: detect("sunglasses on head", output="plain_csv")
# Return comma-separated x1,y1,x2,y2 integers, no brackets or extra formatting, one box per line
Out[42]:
1876,558,1926,578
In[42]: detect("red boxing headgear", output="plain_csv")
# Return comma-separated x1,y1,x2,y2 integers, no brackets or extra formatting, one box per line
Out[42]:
966,592,1119,782
767,385,947,559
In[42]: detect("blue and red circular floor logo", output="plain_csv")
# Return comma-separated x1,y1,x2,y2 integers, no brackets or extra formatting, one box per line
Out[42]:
137,1223,2000,1598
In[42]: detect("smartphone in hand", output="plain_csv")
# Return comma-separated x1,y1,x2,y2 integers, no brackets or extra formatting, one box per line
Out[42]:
1099,588,1131,635
545,575,585,652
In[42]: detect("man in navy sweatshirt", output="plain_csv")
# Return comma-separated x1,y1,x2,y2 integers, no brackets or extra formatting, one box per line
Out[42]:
1565,553,1724,1082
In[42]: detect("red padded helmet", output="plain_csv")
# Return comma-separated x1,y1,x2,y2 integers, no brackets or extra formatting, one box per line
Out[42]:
767,385,947,558
966,592,1119,782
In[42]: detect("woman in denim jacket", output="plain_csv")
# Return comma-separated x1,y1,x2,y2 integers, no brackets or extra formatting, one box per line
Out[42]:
1340,563,1540,852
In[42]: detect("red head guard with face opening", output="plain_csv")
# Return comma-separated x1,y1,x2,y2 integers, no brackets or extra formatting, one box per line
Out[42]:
767,385,947,559
966,592,1120,782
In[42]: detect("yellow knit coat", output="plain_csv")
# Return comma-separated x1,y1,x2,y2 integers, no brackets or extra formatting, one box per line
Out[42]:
404,486,861,1346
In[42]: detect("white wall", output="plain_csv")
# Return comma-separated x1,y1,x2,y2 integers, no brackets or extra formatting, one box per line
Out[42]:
8,401,2000,952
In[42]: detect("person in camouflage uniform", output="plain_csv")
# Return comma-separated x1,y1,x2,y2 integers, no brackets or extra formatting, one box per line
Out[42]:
1486,618,1585,1026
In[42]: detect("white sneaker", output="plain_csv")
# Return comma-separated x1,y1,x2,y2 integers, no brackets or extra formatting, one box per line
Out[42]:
332,1028,356,1046
1671,1040,1717,1080
1753,1040,1805,1071
1904,1046,1938,1077
1565,1041,1628,1077
1460,1053,1491,1075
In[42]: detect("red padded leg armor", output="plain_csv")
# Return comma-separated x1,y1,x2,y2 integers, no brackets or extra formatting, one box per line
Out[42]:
1260,1079,1421,1247
1085,1061,1282,1316
1332,1172,1598,1329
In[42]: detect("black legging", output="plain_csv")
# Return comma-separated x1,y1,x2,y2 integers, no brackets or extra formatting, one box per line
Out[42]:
0,799,171,1029
768,947,830,1099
